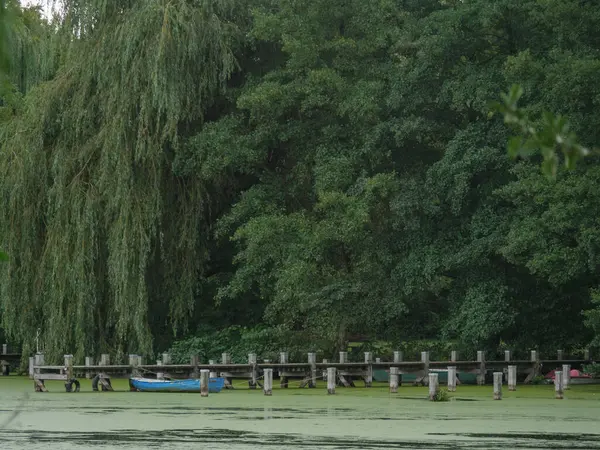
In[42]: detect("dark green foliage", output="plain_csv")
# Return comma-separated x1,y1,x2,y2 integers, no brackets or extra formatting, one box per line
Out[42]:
431,388,450,402
584,363,600,378
168,325,325,364
1,0,600,360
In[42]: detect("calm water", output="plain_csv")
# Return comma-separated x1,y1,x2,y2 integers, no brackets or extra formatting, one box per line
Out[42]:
1,377,599,449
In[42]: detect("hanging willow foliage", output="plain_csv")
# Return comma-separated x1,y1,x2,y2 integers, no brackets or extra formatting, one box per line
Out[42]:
0,0,240,361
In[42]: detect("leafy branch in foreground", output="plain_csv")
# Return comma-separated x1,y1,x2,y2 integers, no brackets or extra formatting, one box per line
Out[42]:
492,84,591,178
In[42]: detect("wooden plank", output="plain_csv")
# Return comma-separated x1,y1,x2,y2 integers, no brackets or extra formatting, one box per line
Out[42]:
35,374,68,381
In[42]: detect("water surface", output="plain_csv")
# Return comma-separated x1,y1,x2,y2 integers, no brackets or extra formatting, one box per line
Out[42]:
1,377,599,449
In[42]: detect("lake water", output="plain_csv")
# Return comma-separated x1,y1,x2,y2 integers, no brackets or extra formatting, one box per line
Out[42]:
1,377,599,449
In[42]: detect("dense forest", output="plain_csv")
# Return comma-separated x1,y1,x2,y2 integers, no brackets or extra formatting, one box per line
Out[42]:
1,0,600,362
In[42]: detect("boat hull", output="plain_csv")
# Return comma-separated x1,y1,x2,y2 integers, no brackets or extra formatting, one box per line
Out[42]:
129,377,225,393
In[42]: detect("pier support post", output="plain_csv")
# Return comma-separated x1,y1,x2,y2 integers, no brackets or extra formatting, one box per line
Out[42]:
200,369,210,397
450,351,458,362
493,372,502,400
508,365,517,391
530,350,540,378
421,352,430,385
428,373,439,401
264,368,273,396
448,366,457,392
191,355,200,378
222,353,231,364
555,371,563,399
364,352,373,387
209,360,217,379
504,350,511,362
2,344,6,354
157,360,164,380
393,351,403,363
33,353,46,392
129,354,139,377
562,364,571,390
64,354,73,380
322,359,328,381
327,368,336,394
393,351,403,386
162,353,171,365
390,367,399,393
85,357,93,379
34,353,45,367
308,353,317,388
339,352,347,364
584,349,590,361
477,351,486,385
248,353,257,389
279,352,289,388
557,350,564,361
29,356,34,379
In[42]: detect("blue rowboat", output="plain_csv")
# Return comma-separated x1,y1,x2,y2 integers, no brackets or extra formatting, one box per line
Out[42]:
129,377,225,393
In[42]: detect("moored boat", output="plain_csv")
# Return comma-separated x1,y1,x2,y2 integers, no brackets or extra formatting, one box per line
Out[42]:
129,376,225,393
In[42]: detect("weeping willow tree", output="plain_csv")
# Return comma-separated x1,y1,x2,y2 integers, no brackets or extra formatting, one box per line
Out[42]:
0,0,242,360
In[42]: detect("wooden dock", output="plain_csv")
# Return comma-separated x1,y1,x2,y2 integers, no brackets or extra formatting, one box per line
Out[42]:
1,344,21,376
24,347,594,393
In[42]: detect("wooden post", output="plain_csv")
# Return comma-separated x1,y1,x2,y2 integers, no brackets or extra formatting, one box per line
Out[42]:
493,372,502,400
554,370,563,399
562,364,571,390
421,351,430,385
308,353,317,388
450,351,458,362
531,350,540,378
557,350,564,361
279,352,289,388
364,352,373,387
390,367,399,393
200,369,209,397
264,368,273,396
375,357,381,363
393,351,403,363
1,344,6,354
504,350,511,362
279,352,288,363
327,367,336,394
64,354,74,380
322,359,328,381
508,365,517,391
157,360,164,380
428,373,439,401
222,353,231,364
129,354,140,377
162,353,171,366
191,355,200,378
209,360,217,379
29,356,35,379
477,351,485,385
584,349,590,361
339,352,348,364
100,354,110,366
447,366,457,392
85,357,93,379
248,353,257,389
34,353,45,367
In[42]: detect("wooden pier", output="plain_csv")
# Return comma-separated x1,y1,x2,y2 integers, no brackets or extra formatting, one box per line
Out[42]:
24,347,594,393
0,344,21,376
